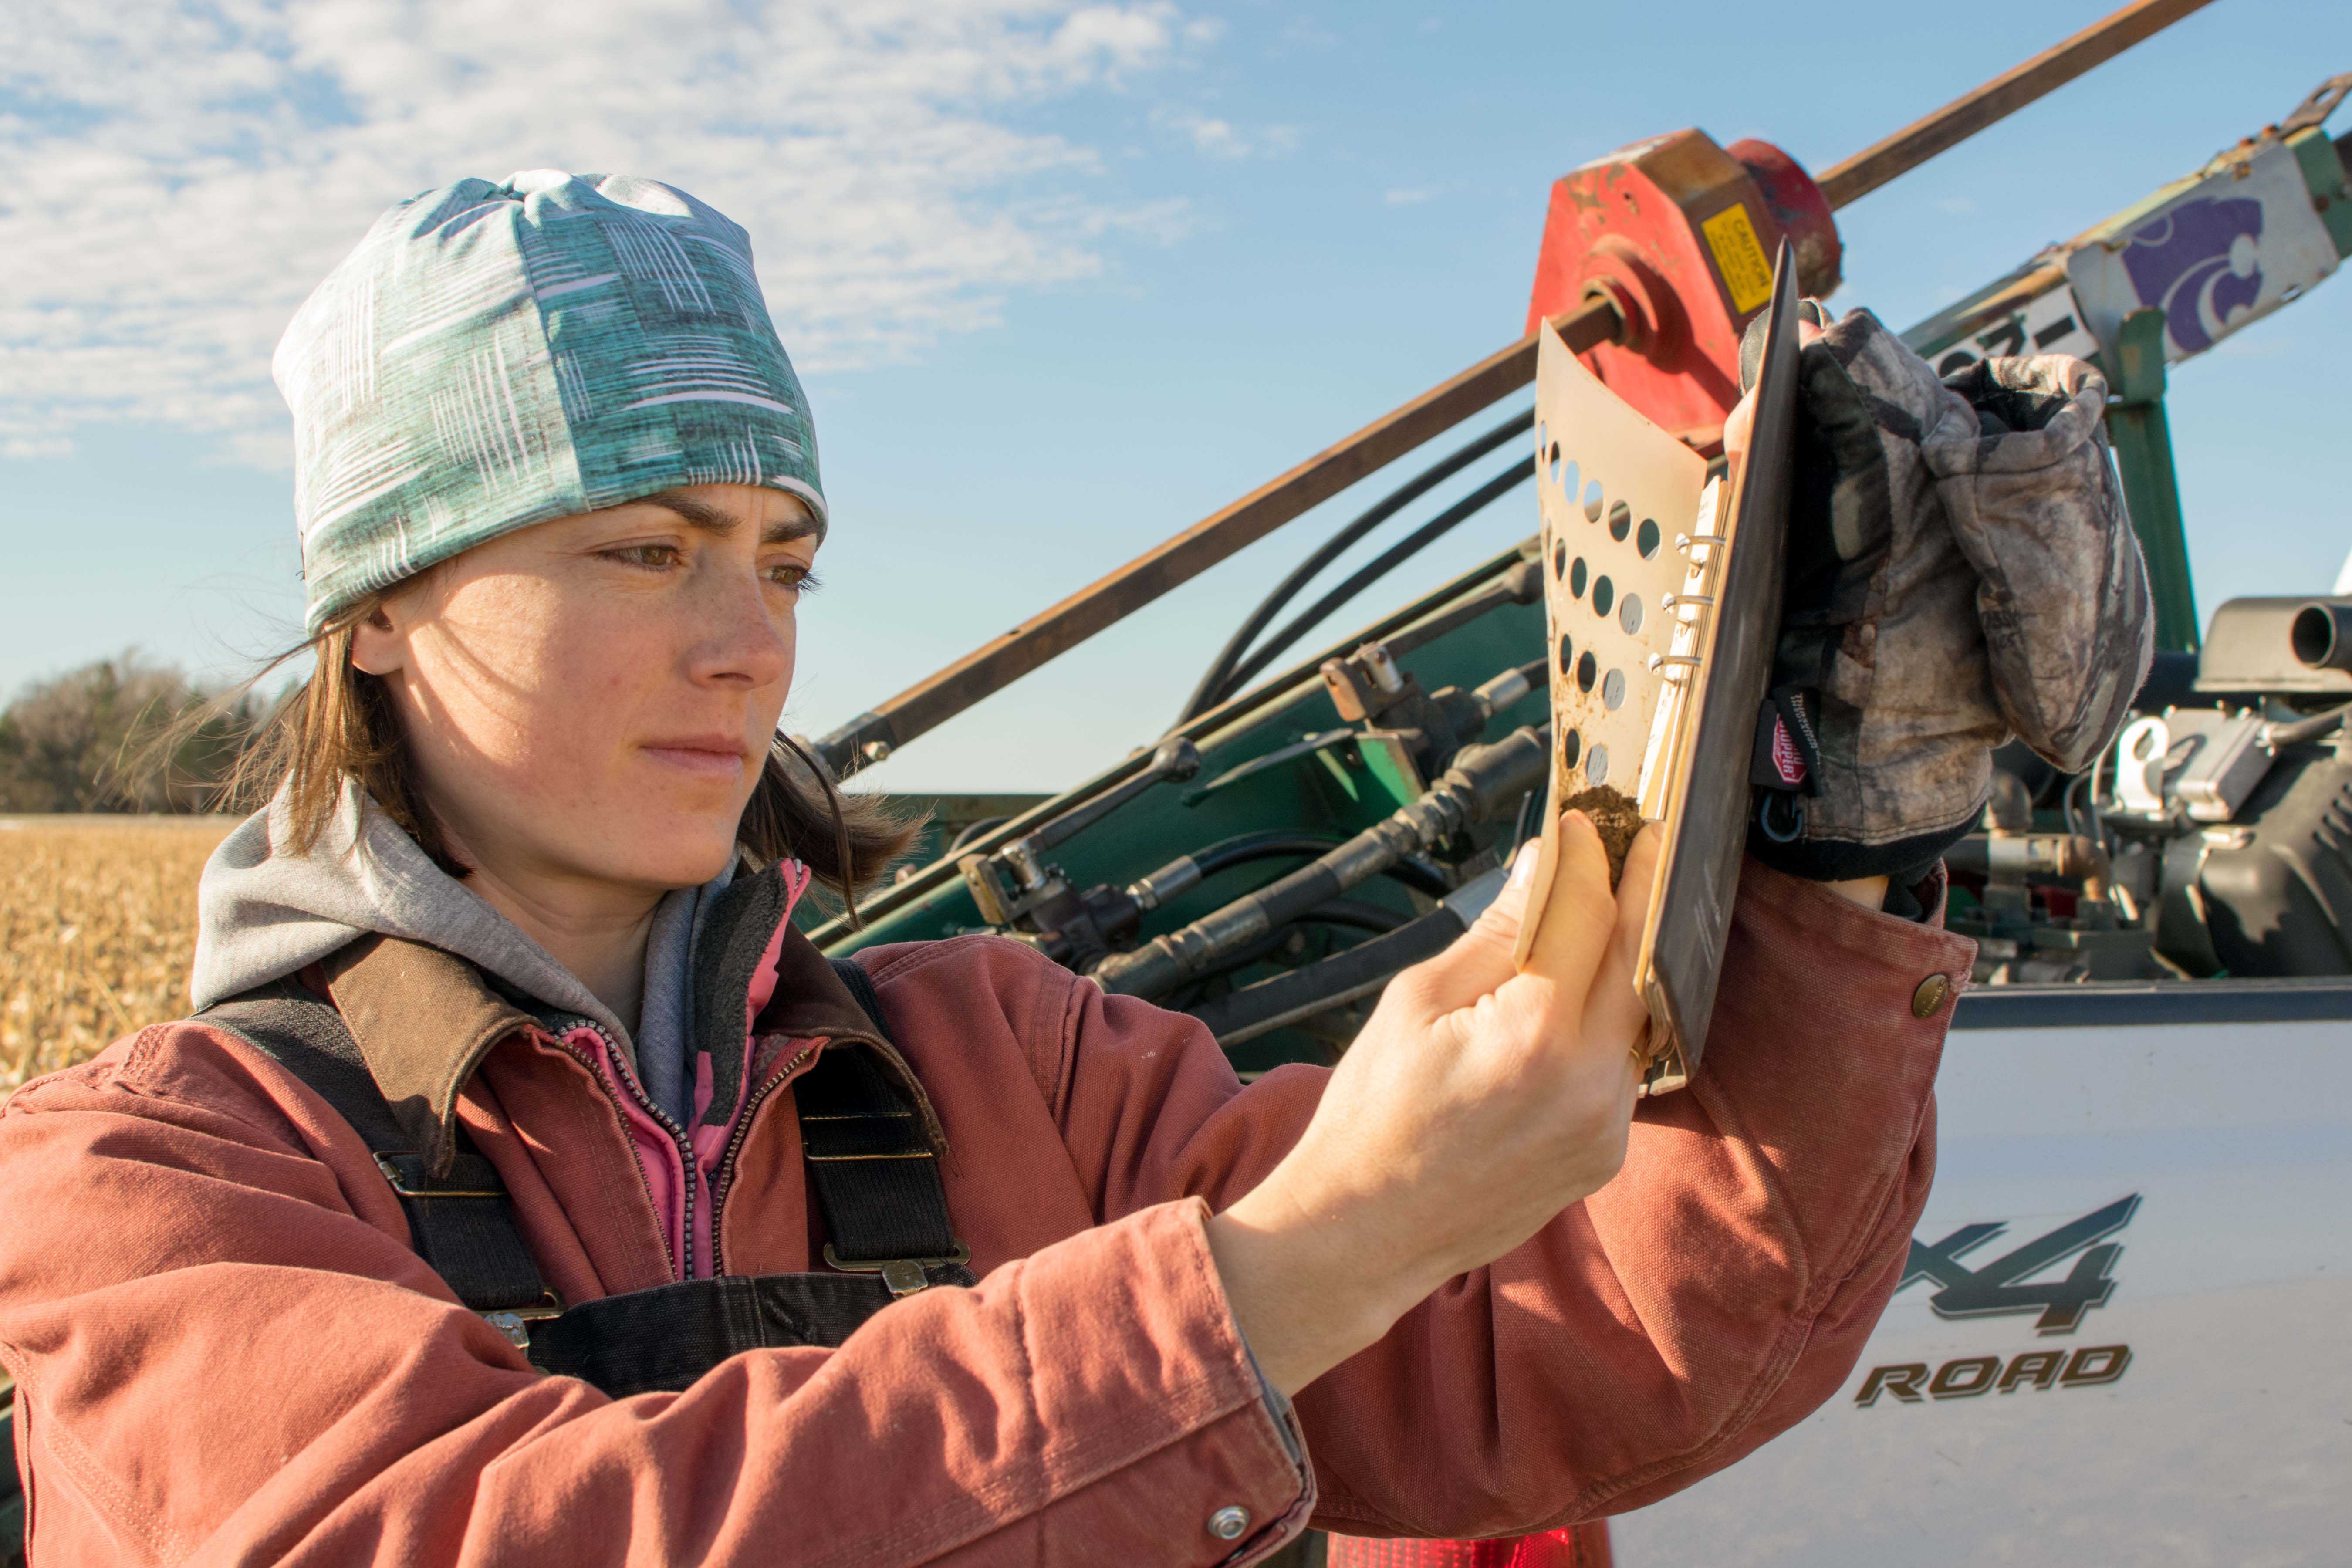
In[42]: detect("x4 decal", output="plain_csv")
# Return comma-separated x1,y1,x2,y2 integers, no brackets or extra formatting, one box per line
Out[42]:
1899,1194,2139,1334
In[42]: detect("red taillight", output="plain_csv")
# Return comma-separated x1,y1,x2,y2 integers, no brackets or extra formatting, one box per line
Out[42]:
1326,1521,1612,1568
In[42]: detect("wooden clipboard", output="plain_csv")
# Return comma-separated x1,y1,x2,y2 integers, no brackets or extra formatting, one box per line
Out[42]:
1511,244,1802,1095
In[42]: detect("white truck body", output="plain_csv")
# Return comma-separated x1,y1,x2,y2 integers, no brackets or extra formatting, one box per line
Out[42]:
1612,982,2352,1565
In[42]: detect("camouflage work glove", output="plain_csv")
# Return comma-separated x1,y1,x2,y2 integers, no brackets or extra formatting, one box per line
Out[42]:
1739,308,2153,882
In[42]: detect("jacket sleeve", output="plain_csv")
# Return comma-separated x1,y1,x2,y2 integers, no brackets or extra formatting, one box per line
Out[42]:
1046,859,1967,1538
0,1030,1308,1567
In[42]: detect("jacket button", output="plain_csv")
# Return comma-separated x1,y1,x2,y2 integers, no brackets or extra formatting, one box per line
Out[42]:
1911,973,1951,1018
1208,1506,1251,1541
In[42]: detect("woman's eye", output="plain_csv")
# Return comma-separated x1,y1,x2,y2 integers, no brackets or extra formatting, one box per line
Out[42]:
608,544,683,570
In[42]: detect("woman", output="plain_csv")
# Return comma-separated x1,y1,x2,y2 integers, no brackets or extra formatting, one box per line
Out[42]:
0,172,1966,1565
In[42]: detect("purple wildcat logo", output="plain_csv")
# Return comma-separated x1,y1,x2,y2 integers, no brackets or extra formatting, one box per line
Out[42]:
2121,197,2265,354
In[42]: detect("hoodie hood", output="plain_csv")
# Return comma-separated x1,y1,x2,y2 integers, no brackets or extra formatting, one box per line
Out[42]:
193,779,720,1067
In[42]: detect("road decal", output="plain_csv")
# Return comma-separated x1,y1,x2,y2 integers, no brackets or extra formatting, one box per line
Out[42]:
1854,1344,2132,1407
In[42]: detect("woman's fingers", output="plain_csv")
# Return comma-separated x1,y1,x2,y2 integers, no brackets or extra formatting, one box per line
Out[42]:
1581,821,1661,1072
1392,809,1617,1026
1721,389,1757,468
1723,316,1823,468
1388,833,1544,1022
1613,820,1662,962
1517,808,1618,1017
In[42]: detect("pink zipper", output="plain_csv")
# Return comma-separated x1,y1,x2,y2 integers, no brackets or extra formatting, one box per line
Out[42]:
560,1024,698,1280
552,861,814,1281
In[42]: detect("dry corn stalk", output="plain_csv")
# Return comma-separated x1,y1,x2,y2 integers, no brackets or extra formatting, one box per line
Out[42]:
0,819,234,1102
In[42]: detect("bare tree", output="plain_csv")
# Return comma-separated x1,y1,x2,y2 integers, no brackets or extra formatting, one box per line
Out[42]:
0,654,260,814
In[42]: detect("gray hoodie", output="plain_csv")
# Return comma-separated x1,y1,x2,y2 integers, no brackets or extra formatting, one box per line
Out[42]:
192,780,726,1125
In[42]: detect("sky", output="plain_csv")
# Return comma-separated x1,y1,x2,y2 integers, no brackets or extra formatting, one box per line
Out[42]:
5,0,2350,793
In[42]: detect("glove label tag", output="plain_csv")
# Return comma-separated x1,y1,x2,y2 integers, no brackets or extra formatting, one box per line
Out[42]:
1751,686,1822,794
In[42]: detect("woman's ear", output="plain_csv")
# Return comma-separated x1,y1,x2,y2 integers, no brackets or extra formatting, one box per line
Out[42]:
348,602,407,677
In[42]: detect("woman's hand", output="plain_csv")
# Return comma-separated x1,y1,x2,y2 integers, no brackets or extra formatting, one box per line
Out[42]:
1722,311,1889,912
1719,308,1823,468
1207,812,1662,1396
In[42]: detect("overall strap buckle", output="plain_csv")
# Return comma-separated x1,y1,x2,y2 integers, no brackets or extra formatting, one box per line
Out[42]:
821,1243,972,1298
364,1150,568,1329
480,1298,567,1348
372,1152,500,1197
797,972,968,1301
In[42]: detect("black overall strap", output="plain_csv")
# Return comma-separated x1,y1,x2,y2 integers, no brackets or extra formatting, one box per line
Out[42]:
806,958,969,1276
203,982,558,1318
801,1032,968,1278
199,958,968,1399
524,1272,920,1397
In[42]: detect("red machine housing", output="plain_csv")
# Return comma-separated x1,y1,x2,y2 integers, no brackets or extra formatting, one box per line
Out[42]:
1525,130,1841,440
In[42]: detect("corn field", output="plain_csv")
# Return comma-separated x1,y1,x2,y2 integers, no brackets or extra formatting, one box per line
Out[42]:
1,818,235,1100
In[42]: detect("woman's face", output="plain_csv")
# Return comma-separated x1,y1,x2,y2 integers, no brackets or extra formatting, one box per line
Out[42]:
351,483,821,902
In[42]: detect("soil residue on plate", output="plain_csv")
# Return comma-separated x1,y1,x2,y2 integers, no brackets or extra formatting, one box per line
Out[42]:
1561,784,1645,887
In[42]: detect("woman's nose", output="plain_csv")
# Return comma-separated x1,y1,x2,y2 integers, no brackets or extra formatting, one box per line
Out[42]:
689,564,793,688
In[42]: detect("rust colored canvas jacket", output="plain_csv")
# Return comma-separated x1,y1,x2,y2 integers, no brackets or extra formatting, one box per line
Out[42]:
0,860,1967,1565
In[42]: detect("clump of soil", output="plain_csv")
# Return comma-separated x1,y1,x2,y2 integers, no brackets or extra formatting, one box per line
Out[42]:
1561,784,1644,888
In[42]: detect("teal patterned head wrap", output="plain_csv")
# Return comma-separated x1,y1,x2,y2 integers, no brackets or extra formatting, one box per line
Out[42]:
274,170,825,633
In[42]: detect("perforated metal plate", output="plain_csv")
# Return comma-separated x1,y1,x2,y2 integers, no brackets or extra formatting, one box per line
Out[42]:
1530,329,1714,815
1514,248,1801,1095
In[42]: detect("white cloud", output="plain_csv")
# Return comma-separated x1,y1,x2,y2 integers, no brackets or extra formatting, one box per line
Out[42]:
1383,186,1435,205
0,0,1210,463
1156,108,1300,161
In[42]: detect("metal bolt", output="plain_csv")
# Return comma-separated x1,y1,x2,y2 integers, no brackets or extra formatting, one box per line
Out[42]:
862,740,893,763
1207,1506,1251,1541
1150,735,1203,782
1004,838,1047,891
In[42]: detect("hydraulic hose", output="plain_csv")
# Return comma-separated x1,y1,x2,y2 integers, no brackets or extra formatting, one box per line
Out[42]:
1179,408,1535,724
1154,897,1412,1002
1301,898,1408,934
1211,457,1536,705
1188,909,1458,1045
1092,723,1548,1000
1127,831,1450,912
1186,863,1512,1046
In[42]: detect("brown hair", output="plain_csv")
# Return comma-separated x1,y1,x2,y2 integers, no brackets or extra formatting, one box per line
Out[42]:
189,596,916,922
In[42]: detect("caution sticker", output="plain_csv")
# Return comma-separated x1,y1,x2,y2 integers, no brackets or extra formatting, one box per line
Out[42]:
1701,204,1774,315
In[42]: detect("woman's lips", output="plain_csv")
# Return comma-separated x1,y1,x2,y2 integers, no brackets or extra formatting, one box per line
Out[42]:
641,740,749,780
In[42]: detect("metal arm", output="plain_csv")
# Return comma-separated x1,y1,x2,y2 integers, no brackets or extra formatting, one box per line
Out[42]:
816,0,2210,782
